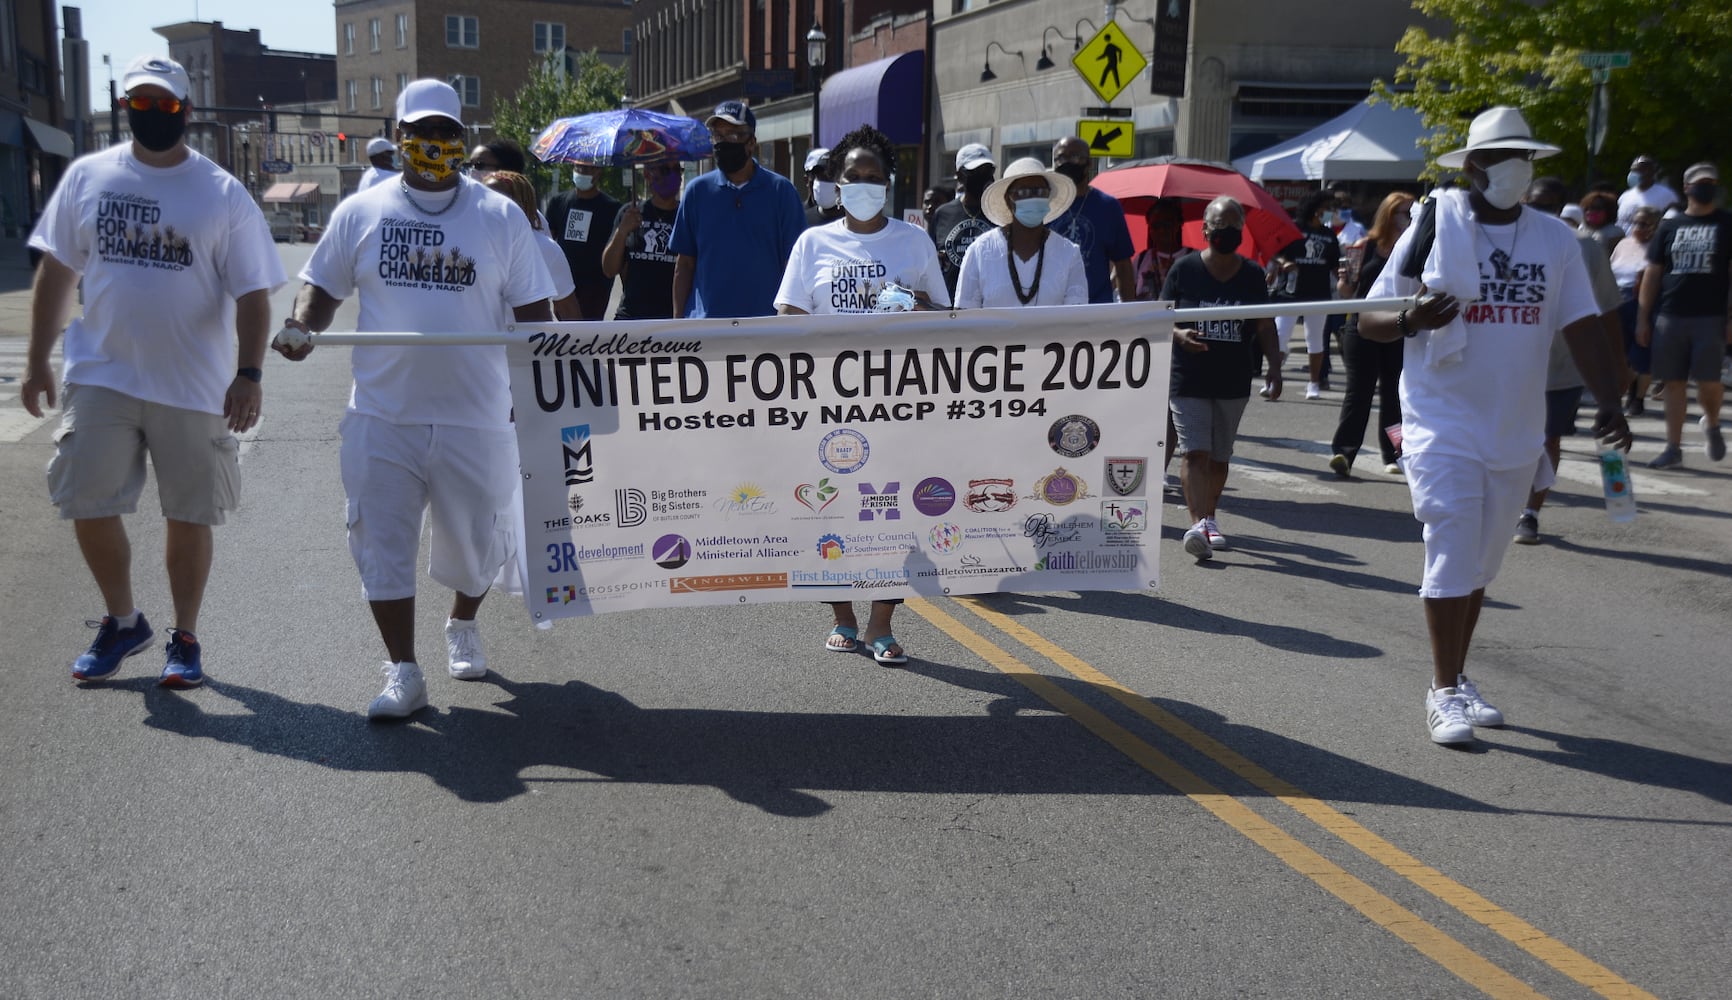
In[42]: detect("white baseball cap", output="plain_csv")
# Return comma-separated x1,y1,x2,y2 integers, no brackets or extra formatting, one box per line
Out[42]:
366,137,394,156
804,147,830,172
122,55,190,100
396,79,463,126
955,143,995,173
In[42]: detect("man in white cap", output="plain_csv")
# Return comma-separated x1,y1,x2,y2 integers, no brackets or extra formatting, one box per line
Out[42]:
275,79,555,719
22,54,284,688
802,146,843,228
355,136,399,192
928,142,998,298
1358,106,1632,745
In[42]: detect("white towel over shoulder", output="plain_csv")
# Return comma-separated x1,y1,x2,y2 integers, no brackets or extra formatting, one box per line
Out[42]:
1419,188,1481,369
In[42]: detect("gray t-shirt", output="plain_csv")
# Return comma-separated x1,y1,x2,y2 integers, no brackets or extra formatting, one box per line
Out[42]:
1545,232,1622,391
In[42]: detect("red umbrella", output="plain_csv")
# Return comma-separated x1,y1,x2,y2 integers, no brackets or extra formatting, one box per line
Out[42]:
1092,158,1301,265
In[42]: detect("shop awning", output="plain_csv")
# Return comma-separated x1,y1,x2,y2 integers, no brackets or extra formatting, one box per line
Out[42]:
261,182,320,203
818,51,924,148
21,116,75,159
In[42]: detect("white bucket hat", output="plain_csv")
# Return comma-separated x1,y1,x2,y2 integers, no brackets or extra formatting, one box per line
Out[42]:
981,157,1076,226
1436,106,1560,169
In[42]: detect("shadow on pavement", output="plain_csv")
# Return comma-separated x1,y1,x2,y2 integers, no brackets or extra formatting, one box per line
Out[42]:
1232,498,1423,545
971,590,1384,658
1494,725,1732,808
129,667,1498,819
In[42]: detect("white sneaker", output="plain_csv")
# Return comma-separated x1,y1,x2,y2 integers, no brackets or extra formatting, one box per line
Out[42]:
1305,381,1322,400
445,618,488,680
1425,686,1474,744
1202,516,1227,550
1183,520,1213,561
368,661,428,719
1455,674,1505,727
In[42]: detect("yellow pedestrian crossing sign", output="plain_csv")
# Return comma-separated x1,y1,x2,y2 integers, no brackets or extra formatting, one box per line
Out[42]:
1078,119,1133,159
1072,22,1146,105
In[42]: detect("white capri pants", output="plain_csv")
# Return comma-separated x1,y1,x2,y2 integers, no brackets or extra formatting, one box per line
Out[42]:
339,413,519,602
1275,311,1335,355
1404,451,1552,599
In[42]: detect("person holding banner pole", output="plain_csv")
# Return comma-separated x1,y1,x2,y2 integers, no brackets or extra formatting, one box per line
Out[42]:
774,124,950,666
1161,196,1283,562
273,79,555,719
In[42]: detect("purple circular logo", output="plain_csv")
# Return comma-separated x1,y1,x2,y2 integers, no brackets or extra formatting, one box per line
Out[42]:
911,477,956,516
652,534,691,569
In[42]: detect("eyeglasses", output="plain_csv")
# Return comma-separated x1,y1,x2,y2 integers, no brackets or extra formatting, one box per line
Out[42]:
404,122,464,142
462,161,500,174
120,95,183,114
710,128,753,144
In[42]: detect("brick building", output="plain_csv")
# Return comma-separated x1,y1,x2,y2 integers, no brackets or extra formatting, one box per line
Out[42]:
1,0,73,236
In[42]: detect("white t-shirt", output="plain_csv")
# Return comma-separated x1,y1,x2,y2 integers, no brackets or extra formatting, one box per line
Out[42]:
774,218,950,313
28,145,284,414
1369,207,1597,470
535,230,577,300
356,165,398,193
301,177,555,428
954,227,1089,308
1617,182,1679,229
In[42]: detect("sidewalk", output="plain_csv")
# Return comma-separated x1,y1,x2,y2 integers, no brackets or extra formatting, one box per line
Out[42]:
0,236,39,338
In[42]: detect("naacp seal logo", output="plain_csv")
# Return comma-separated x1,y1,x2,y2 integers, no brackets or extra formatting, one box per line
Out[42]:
1048,415,1100,458
819,428,870,474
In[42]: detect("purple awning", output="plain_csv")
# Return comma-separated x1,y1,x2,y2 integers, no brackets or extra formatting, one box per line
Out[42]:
818,51,925,148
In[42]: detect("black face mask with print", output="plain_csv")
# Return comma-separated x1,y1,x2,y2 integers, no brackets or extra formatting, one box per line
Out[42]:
128,106,188,153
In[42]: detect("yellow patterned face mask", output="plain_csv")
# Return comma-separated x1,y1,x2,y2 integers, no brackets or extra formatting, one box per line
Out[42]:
400,135,466,182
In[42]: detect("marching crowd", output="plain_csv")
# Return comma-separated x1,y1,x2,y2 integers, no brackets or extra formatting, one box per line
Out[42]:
19,58,1730,746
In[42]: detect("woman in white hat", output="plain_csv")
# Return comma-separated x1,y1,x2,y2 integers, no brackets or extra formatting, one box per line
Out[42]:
775,124,950,666
954,157,1088,308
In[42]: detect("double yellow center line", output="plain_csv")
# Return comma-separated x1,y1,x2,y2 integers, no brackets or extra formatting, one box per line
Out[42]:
906,596,1656,1000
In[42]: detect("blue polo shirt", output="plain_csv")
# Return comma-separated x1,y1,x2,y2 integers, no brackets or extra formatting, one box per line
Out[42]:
668,161,807,318
1049,186,1135,304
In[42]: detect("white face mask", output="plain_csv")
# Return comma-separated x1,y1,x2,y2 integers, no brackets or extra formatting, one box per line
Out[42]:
839,182,887,222
814,180,840,210
1477,157,1532,210
1013,197,1050,227
571,171,597,192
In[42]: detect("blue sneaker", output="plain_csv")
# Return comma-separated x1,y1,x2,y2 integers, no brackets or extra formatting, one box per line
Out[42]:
158,629,204,688
72,614,155,682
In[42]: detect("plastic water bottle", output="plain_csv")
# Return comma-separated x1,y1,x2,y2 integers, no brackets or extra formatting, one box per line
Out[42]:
1598,440,1637,523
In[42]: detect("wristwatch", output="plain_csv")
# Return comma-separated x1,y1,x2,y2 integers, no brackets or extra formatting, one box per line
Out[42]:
237,367,263,382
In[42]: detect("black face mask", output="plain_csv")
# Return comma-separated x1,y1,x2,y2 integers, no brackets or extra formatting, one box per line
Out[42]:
714,141,751,175
962,169,993,198
1055,163,1089,186
127,106,188,153
1686,182,1719,204
1205,226,1242,253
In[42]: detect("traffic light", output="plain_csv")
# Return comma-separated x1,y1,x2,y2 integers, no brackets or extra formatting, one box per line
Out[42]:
336,132,348,154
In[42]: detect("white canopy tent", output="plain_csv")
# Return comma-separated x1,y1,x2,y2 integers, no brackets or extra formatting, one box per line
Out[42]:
1234,100,1435,183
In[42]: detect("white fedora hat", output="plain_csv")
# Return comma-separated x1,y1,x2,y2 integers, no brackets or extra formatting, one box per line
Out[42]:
981,157,1076,226
1436,106,1560,169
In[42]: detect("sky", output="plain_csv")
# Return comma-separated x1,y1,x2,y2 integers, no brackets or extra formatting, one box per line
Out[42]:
72,0,335,109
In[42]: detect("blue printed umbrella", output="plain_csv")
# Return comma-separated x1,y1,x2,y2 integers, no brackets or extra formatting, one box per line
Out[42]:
531,109,712,166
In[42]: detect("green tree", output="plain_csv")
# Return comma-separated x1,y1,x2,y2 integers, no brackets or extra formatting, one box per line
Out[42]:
491,52,629,198
1376,0,1732,187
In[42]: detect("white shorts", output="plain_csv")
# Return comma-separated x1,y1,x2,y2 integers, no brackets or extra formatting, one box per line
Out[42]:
1404,451,1540,599
339,413,519,601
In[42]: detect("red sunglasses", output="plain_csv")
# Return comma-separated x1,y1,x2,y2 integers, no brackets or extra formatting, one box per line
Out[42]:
120,95,184,114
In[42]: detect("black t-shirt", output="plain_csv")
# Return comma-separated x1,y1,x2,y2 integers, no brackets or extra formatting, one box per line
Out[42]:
1161,252,1270,400
929,199,995,296
546,189,623,292
1648,208,1732,316
806,203,844,229
1273,224,1342,302
611,199,679,320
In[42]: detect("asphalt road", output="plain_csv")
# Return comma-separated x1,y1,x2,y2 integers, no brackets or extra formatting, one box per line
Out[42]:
2,244,1728,999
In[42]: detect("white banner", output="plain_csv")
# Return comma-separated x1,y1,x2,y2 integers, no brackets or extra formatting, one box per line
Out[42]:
505,303,1173,622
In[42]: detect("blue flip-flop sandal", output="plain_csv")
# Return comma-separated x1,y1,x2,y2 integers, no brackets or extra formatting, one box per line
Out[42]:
826,625,860,653
869,635,909,666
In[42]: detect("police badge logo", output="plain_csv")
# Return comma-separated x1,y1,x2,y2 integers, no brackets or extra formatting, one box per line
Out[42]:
1103,456,1147,497
1048,414,1101,458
